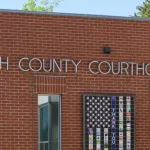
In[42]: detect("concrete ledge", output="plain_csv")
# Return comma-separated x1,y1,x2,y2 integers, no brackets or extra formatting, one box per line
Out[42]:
0,9,150,21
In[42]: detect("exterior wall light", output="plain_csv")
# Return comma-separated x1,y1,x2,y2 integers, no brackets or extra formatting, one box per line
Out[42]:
103,47,111,54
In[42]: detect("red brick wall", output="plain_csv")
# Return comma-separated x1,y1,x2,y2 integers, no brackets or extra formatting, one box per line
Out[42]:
0,11,150,150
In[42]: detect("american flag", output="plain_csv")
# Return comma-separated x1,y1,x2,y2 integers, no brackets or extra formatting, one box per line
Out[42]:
83,95,135,150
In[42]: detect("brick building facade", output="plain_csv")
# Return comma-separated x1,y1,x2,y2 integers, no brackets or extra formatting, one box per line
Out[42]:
0,10,150,150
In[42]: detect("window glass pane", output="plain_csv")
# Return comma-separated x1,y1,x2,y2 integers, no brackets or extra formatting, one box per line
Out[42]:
50,102,59,150
40,105,48,142
45,143,48,150
40,143,43,150
40,143,48,150
51,95,59,102
38,96,48,105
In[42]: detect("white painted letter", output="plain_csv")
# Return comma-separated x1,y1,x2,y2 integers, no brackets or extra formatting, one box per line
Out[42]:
98,61,111,74
136,63,145,75
29,58,42,72
62,59,70,72
111,62,120,75
121,62,129,75
72,60,81,73
53,59,62,72
0,57,9,70
89,61,99,74
145,63,150,75
43,58,52,72
18,57,29,72
128,62,137,75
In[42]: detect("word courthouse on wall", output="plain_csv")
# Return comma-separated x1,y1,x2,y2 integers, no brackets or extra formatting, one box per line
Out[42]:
0,57,150,75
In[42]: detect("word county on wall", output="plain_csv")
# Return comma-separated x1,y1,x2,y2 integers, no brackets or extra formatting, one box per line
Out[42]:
0,57,150,75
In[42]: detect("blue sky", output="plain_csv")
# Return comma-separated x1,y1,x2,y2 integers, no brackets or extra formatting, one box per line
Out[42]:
0,0,144,17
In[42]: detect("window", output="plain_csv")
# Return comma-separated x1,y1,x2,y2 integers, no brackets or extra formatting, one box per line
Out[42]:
38,95,61,150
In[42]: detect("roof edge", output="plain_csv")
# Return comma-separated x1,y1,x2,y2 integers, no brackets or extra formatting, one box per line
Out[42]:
0,9,150,21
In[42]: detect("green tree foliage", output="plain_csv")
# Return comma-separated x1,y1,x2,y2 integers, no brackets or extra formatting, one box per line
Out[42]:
134,0,150,18
22,0,62,12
